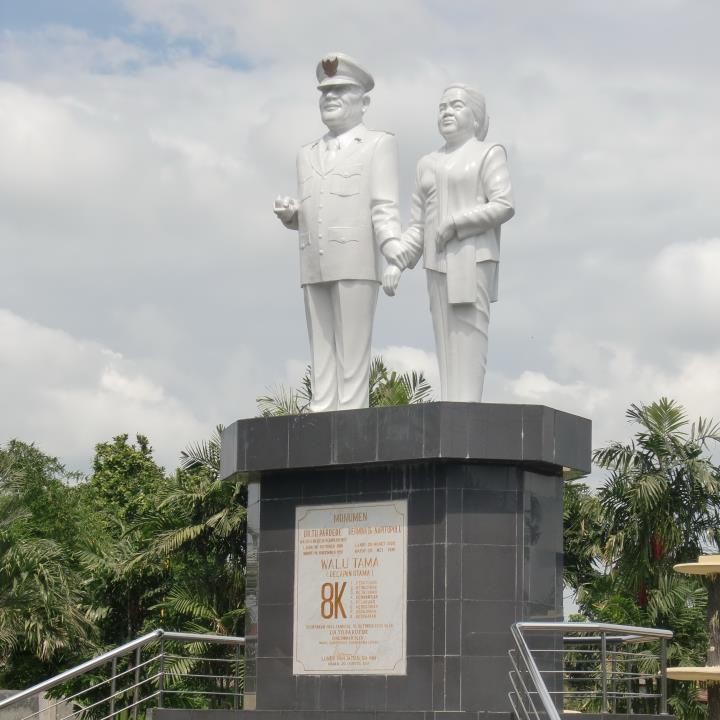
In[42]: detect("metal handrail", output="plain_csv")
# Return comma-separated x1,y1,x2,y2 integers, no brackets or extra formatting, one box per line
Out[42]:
511,624,563,720
516,621,673,640
509,621,672,720
0,629,245,716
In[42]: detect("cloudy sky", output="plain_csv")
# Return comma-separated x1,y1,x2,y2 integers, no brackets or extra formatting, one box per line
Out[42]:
1,0,718,474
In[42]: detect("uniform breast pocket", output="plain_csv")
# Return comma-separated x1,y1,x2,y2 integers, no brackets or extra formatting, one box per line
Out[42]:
329,165,362,197
299,175,313,201
328,227,358,245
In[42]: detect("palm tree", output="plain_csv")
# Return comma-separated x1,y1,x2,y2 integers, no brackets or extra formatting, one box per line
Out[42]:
368,356,433,406
568,399,720,720
0,441,98,686
563,477,602,592
592,398,720,607
131,427,246,637
257,355,433,416
111,428,247,709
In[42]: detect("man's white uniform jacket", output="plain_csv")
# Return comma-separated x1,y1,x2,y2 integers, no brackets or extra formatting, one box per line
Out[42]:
290,124,401,285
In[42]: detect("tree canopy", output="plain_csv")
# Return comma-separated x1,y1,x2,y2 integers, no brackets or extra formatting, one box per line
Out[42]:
565,398,720,720
2,383,720,720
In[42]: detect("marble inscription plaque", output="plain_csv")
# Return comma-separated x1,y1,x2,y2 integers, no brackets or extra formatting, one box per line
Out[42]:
293,500,407,675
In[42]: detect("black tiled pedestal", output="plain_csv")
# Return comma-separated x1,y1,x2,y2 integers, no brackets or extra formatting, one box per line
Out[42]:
218,403,591,719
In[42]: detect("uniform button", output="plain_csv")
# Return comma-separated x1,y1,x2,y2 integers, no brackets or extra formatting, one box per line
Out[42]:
318,234,323,239
319,249,324,255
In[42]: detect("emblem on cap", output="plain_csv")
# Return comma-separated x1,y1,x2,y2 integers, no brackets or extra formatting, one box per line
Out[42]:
316,52,374,92
322,56,339,77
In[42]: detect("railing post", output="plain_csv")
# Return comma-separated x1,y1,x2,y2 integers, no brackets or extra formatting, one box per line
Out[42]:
158,636,165,708
109,657,117,719
660,637,668,715
601,631,608,713
234,641,241,710
610,641,617,714
133,647,140,720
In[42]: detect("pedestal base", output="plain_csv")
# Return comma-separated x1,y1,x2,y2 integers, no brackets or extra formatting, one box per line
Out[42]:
219,404,591,715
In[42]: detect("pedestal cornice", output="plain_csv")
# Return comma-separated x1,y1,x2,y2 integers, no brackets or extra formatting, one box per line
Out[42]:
219,403,591,479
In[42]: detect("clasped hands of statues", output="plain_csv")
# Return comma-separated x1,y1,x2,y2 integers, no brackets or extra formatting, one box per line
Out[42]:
273,194,458,297
381,217,457,297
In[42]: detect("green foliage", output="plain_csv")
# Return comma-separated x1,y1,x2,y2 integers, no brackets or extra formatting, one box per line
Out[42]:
257,369,312,416
88,433,167,523
368,356,433,406
566,398,720,720
257,355,433,416
563,478,602,590
670,683,707,720
132,427,246,638
79,434,171,646
0,441,98,687
592,399,720,610
0,427,246,694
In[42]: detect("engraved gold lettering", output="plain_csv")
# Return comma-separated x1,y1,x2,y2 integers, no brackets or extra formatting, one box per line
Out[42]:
320,581,347,619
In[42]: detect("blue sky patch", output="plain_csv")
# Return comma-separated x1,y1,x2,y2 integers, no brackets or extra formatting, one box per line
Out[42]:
0,0,254,71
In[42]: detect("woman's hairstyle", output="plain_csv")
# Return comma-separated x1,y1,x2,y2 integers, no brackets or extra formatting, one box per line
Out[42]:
442,83,489,140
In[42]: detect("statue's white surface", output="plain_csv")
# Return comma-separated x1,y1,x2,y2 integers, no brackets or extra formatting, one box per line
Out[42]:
274,53,405,412
383,84,515,402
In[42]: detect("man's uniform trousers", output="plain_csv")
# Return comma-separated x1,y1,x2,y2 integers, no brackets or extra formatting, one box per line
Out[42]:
303,279,378,412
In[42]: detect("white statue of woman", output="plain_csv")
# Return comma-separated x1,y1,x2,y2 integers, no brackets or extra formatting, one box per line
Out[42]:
384,84,514,402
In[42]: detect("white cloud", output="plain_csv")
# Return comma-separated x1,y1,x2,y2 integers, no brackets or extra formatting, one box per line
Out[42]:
648,238,720,314
508,370,609,414
0,308,206,472
149,130,242,174
1,4,719,477
120,0,444,63
503,332,720,457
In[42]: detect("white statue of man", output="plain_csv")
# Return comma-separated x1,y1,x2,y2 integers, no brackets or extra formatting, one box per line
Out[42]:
383,84,515,402
274,53,409,412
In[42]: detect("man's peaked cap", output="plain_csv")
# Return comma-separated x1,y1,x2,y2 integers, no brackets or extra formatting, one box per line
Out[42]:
316,52,374,92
